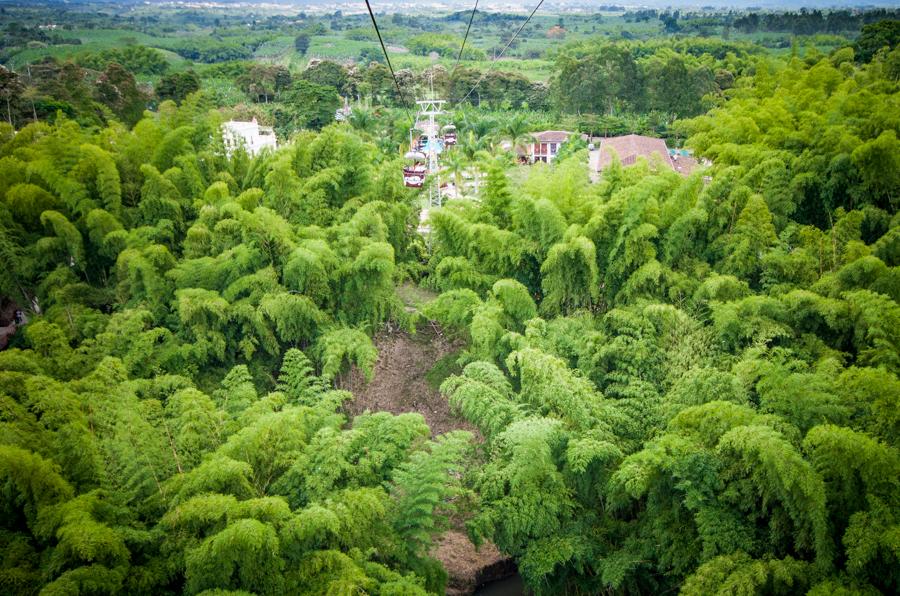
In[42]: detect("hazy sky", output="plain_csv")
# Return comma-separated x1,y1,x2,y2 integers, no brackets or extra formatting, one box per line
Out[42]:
94,0,900,8
303,0,900,7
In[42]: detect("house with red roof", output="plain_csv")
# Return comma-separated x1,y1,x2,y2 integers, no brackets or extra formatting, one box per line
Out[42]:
526,130,574,164
590,134,703,177
594,134,673,170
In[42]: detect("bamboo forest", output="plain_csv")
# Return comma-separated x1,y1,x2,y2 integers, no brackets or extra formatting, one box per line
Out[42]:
0,1,898,595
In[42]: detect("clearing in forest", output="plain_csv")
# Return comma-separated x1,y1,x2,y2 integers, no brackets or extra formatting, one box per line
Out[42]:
340,287,512,594
340,317,475,437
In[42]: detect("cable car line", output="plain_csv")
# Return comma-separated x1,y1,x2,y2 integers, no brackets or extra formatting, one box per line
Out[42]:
363,0,412,121
359,2,465,208
453,0,479,73
457,0,546,105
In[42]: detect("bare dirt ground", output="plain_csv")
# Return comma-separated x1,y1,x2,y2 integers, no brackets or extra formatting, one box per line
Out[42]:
339,285,514,593
433,531,515,596
342,322,476,436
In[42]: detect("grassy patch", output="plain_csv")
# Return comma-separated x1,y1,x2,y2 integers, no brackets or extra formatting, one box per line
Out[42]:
60,28,163,46
397,282,438,309
425,351,463,391
254,36,295,59
307,35,377,60
5,28,188,70
202,78,247,106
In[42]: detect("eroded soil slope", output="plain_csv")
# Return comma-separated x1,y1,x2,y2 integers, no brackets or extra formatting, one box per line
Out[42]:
341,323,476,436
340,308,513,594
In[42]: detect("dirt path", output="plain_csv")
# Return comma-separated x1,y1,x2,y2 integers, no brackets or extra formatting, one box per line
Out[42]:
341,323,476,436
340,289,514,593
434,531,514,596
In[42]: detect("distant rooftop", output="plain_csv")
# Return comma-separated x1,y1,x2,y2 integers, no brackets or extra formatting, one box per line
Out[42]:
591,134,708,177
595,134,673,171
532,130,573,143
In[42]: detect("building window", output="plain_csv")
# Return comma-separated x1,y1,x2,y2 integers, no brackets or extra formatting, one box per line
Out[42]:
550,143,557,153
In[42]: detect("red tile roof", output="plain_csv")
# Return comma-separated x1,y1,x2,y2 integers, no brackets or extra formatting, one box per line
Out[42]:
671,154,700,176
531,130,573,143
595,134,674,171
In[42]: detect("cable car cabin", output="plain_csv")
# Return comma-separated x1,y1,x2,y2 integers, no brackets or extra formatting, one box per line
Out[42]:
403,164,426,187
403,151,427,188
442,125,457,146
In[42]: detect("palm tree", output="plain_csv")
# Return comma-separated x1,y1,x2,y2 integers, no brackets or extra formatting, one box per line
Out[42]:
498,113,534,160
471,117,498,145
458,130,489,162
456,131,495,197
349,106,376,135
442,149,468,198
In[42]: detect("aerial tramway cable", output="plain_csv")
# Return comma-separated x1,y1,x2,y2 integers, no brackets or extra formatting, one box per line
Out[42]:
453,0,479,73
457,0,546,105
363,0,413,121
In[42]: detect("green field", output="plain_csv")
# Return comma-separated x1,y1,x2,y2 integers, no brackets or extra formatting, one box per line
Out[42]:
6,28,189,70
2,9,854,84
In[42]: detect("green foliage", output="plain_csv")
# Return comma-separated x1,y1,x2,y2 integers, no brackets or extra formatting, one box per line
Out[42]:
294,34,310,56
185,518,284,595
406,33,486,60
277,348,326,405
40,210,85,268
259,292,326,345
551,39,733,117
391,431,472,559
76,45,169,76
2,26,899,596
0,445,73,531
540,236,598,315
422,289,482,333
0,100,443,595
440,361,523,439
720,194,778,286
681,552,812,596
419,41,900,596
317,327,378,383
682,51,900,222
157,71,201,104
275,81,340,133
490,279,537,331
855,20,900,62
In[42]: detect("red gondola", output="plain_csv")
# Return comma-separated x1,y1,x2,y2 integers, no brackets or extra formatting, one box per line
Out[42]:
403,151,427,188
442,124,457,146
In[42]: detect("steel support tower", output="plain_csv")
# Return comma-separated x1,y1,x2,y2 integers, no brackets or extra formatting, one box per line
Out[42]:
415,98,445,208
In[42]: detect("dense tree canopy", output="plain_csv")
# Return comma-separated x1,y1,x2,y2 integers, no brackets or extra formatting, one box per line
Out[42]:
550,39,756,117
0,8,898,596
425,47,900,595
0,100,470,594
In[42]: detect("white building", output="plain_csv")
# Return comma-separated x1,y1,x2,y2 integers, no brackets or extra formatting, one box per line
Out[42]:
527,130,573,164
222,118,277,157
